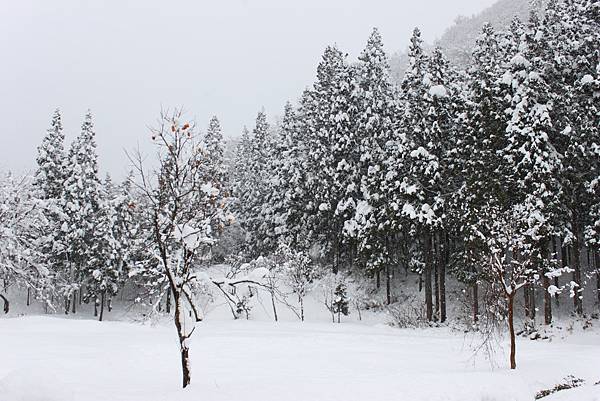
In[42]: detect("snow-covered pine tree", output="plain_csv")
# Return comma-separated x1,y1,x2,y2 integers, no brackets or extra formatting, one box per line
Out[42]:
332,281,350,323
304,45,355,272
204,116,225,188
34,109,66,200
86,174,138,320
345,28,398,304
60,111,102,314
261,102,302,247
34,109,68,308
238,111,275,254
500,11,563,322
398,28,445,321
542,0,600,317
453,23,507,324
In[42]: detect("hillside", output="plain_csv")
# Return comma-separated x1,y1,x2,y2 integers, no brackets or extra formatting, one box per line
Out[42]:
390,0,533,81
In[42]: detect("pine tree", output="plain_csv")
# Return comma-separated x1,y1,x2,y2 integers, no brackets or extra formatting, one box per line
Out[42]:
34,109,68,308
204,116,225,188
304,45,355,272
60,110,102,313
346,27,398,304
35,109,66,200
332,282,350,323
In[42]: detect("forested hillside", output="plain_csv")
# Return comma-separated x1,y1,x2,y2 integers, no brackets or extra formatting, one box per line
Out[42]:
1,0,599,395
390,0,532,81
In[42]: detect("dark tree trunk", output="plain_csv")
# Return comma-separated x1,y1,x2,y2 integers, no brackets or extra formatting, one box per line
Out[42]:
72,291,76,314
64,296,70,315
542,241,552,325
423,233,433,321
27,287,31,306
508,293,516,369
270,290,278,322
524,284,531,319
385,264,391,305
0,294,9,314
332,237,339,274
529,283,536,321
571,227,583,315
166,287,172,314
472,281,479,323
553,237,560,307
434,234,440,321
99,291,105,322
299,296,304,322
595,250,600,311
376,270,380,289
439,232,447,323
172,290,191,388
94,297,99,317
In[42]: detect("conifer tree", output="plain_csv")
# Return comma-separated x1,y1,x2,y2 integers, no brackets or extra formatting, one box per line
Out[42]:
60,111,102,313
346,28,398,303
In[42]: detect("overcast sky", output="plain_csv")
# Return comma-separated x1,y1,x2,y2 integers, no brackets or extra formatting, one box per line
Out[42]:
0,0,497,178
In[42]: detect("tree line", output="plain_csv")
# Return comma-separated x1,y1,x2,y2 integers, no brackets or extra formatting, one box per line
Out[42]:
231,0,599,367
0,0,598,383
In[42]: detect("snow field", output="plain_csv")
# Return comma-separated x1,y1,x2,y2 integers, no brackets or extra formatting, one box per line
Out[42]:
1,315,599,401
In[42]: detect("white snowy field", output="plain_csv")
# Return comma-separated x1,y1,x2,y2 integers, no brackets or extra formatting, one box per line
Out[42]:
0,315,599,401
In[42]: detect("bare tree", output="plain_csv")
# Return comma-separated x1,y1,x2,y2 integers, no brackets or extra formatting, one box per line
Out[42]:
130,109,231,388
0,173,52,315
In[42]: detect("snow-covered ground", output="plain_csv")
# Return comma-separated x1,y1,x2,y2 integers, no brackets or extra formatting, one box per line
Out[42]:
1,314,599,401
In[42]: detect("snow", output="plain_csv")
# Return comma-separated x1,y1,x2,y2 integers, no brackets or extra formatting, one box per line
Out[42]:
581,75,594,84
428,85,448,98
0,316,599,401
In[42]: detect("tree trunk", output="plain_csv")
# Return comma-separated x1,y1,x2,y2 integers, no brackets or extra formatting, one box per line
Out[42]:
72,291,77,314
423,233,433,321
99,291,105,322
472,281,479,324
508,292,516,369
434,233,440,321
571,233,583,315
542,241,552,325
299,296,304,322
64,296,70,315
439,232,447,323
529,283,536,321
385,264,391,305
166,287,172,314
270,290,278,322
524,284,531,319
376,270,380,289
595,250,600,311
571,212,584,315
332,237,339,274
27,287,31,306
94,297,99,317
553,237,560,307
173,290,191,388
0,294,9,314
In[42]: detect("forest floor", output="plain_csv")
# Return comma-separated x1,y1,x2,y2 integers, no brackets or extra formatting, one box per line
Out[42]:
1,310,599,401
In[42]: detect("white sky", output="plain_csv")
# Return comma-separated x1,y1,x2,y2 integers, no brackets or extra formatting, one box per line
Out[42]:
0,0,497,178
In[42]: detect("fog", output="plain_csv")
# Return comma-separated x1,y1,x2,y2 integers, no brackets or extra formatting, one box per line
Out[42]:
0,0,496,178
